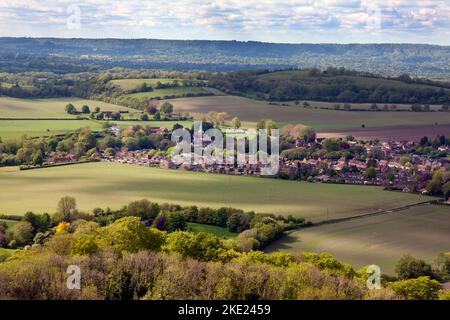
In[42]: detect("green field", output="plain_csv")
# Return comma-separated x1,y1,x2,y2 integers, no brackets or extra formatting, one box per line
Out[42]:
0,162,433,218
0,97,132,119
125,86,212,100
187,222,237,239
265,205,450,274
0,219,18,229
110,78,186,91
169,95,450,130
0,119,104,139
111,120,192,129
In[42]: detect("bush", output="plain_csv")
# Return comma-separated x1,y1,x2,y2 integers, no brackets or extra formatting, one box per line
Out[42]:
395,254,436,280
388,276,441,300
11,221,34,246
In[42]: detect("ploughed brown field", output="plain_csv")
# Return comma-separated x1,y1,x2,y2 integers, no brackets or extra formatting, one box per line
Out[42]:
318,124,450,141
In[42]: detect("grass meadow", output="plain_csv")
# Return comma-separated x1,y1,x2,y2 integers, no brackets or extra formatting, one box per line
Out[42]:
110,78,186,90
125,86,212,100
0,162,433,218
0,119,104,139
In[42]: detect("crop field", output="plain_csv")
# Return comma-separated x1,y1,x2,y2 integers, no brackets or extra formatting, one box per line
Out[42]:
319,124,450,142
187,222,237,239
169,95,450,140
0,162,433,218
0,97,131,119
125,86,213,99
169,96,450,131
110,78,186,90
0,119,104,139
265,205,450,274
284,100,442,111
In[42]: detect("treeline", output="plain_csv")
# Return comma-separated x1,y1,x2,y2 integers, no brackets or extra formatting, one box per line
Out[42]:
209,68,450,104
0,195,305,253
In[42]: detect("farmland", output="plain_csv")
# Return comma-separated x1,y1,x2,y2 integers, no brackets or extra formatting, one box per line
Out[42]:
265,204,450,274
0,162,433,218
0,97,192,139
187,222,237,239
169,96,450,130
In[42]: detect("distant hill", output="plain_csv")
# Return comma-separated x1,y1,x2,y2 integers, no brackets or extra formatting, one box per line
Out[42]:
1,38,450,79
209,69,450,104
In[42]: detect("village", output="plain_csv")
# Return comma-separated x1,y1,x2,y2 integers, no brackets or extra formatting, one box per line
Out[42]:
55,126,449,197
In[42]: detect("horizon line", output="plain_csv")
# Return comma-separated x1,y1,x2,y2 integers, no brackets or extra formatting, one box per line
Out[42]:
0,36,449,47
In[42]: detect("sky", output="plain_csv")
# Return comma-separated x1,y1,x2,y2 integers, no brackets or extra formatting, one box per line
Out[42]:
0,0,449,45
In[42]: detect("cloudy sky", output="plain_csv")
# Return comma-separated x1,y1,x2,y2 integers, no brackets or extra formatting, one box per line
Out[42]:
0,0,449,44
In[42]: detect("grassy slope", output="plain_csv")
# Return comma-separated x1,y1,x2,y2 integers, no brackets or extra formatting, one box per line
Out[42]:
0,219,18,229
187,222,237,239
265,205,450,274
0,162,433,218
0,97,132,119
125,87,211,99
169,95,450,130
0,119,104,139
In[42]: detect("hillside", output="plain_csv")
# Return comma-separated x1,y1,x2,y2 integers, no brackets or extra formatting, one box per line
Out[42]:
209,69,450,104
1,38,450,79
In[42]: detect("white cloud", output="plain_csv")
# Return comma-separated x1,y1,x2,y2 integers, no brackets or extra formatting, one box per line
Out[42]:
0,0,448,44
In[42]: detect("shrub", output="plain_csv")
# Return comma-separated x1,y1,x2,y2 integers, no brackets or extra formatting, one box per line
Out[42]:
388,276,441,300
395,254,436,280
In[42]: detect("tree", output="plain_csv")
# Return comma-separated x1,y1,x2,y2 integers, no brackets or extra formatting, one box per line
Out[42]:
386,172,395,182
442,104,449,112
411,104,423,112
163,231,224,261
125,199,160,222
154,212,187,232
388,276,441,300
427,179,442,196
141,114,149,121
301,127,316,143
32,150,43,166
395,254,436,280
231,117,241,129
111,112,121,121
442,182,450,200
81,105,90,114
98,216,165,253
364,167,377,179
55,196,77,222
160,102,174,115
55,221,71,234
154,110,161,120
65,103,77,115
11,221,34,245
94,106,101,113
